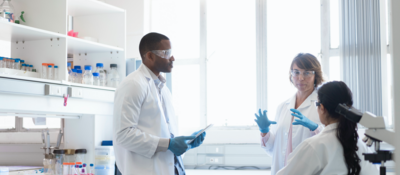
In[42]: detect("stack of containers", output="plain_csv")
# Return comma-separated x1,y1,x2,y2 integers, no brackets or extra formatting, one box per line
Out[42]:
95,144,115,175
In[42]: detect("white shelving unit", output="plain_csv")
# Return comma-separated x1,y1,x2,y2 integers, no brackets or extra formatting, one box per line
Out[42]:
1,0,126,91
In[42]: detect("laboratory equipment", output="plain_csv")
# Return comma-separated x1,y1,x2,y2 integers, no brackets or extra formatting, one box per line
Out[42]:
13,59,19,69
21,64,27,71
82,163,87,175
42,63,48,79
32,68,36,72
19,60,24,69
54,65,59,80
0,57,3,68
62,163,70,175
76,70,83,84
0,0,14,22
108,64,120,88
49,63,54,78
64,149,75,163
95,147,115,175
29,64,33,72
47,65,53,80
54,149,65,175
83,66,93,85
5,58,10,68
93,72,100,86
70,69,77,83
56,129,63,149
75,149,87,165
80,165,87,175
89,164,94,175
67,62,72,81
95,63,106,86
335,104,395,175
75,165,79,175
74,65,81,70
43,154,54,175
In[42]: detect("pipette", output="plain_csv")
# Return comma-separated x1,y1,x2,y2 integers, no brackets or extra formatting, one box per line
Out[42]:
56,129,63,149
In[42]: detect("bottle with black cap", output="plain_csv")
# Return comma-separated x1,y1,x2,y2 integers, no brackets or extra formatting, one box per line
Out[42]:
53,149,65,175
108,64,120,88
75,149,87,166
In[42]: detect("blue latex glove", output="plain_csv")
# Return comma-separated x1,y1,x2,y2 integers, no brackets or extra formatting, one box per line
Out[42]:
290,108,318,131
254,109,277,133
189,129,206,149
168,135,196,156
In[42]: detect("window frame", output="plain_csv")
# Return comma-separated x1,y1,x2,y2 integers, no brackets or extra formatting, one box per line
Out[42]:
0,116,64,132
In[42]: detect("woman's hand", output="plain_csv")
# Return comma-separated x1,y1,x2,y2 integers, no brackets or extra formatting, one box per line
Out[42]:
290,109,318,131
254,109,277,133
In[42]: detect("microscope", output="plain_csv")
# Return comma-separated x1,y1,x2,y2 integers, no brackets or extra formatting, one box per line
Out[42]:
336,104,395,175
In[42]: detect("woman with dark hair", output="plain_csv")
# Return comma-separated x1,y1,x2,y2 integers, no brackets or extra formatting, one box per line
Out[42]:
255,53,325,174
276,81,378,175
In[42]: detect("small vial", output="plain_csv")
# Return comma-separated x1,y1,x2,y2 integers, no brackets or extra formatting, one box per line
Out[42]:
93,72,100,86
89,164,94,175
29,65,33,72
48,65,53,80
67,62,72,81
42,63,48,79
54,65,59,80
21,64,26,71
0,57,4,68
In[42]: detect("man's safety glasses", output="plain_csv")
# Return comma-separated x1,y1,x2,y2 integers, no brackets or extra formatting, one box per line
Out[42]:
151,49,173,59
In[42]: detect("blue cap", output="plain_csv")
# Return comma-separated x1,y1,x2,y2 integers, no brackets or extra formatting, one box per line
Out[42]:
29,65,33,67
85,66,92,70
15,58,20,61
96,63,104,67
48,65,52,68
15,59,20,63
20,60,25,63
54,65,58,68
75,165,79,168
101,140,113,146
74,66,81,70
67,62,71,67
72,69,77,73
79,165,82,168
77,70,83,74
90,164,94,167
22,64,26,66
83,163,87,167
0,57,3,60
92,72,99,77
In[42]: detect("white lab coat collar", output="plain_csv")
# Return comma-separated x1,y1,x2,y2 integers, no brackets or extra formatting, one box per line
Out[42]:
286,89,318,110
322,122,338,133
142,64,166,88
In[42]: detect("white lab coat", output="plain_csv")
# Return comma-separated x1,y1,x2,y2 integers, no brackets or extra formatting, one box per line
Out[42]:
276,123,379,175
261,90,323,175
113,64,178,175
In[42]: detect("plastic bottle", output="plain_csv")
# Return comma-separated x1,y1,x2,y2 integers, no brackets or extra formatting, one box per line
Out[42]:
0,57,3,68
19,60,24,70
70,69,76,83
42,63,48,79
76,70,83,84
108,64,120,88
13,59,20,69
0,0,15,23
89,164,94,175
29,64,33,72
74,165,79,175
48,65,53,80
67,62,72,81
94,63,106,86
83,66,93,85
21,64,27,71
74,65,81,70
54,65,59,80
93,73,100,86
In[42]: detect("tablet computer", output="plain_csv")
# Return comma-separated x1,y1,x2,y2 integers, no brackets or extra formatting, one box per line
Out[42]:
187,124,213,144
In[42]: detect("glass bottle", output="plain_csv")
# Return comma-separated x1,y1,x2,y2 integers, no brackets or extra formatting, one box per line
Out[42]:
83,66,93,85
54,65,59,80
108,64,120,88
95,63,106,86
0,0,15,23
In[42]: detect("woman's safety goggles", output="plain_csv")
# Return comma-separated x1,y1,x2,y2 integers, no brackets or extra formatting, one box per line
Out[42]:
151,49,173,59
291,70,315,78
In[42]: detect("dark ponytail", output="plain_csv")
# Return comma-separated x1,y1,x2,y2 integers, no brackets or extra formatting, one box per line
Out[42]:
317,81,361,175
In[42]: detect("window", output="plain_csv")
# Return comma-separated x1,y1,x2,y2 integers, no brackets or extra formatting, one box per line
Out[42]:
330,0,340,49
267,0,321,118
0,116,15,130
0,116,62,132
206,0,256,127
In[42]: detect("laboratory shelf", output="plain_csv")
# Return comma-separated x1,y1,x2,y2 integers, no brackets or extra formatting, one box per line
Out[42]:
0,20,65,42
0,74,62,84
68,0,125,17
63,81,116,91
67,36,124,54
0,68,40,78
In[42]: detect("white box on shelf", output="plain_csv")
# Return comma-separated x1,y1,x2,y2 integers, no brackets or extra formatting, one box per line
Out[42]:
0,68,40,78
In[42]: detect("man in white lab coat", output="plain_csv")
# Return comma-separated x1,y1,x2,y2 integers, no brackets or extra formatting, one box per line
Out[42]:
113,32,206,175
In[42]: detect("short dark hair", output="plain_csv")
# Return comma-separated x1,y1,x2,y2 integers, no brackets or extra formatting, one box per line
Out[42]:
289,53,324,87
139,32,170,60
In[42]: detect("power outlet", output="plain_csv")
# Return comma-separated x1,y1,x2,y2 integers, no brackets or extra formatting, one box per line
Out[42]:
206,156,224,165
